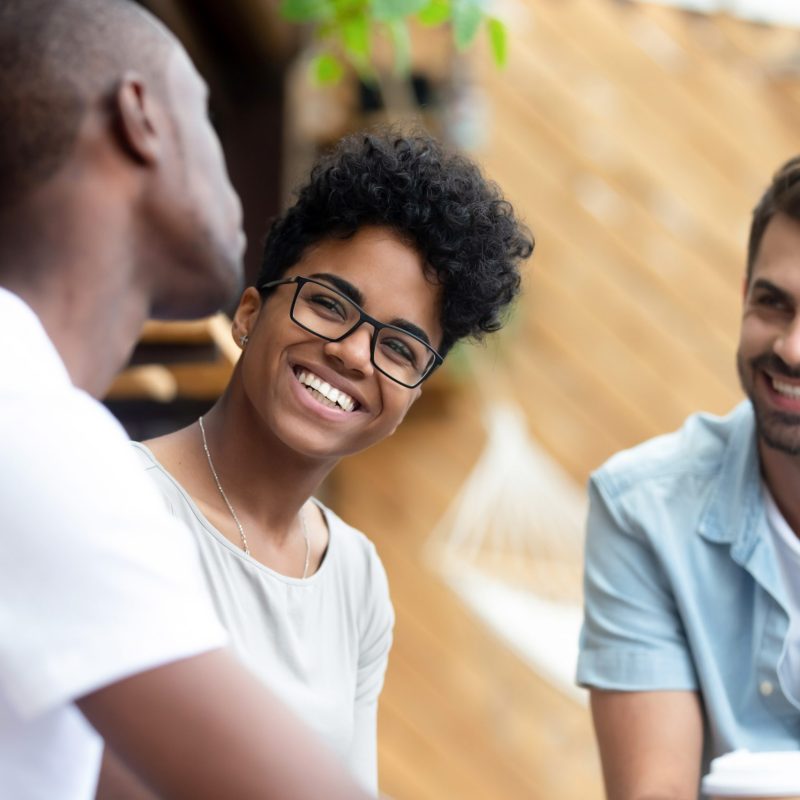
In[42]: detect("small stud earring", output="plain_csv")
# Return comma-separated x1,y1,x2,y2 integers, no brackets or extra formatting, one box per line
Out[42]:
239,334,249,348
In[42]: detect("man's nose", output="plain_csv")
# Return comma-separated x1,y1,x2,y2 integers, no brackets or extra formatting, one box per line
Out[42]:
774,315,800,366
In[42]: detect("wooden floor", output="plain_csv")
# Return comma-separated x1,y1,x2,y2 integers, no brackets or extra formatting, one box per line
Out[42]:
333,389,603,800
330,2,800,798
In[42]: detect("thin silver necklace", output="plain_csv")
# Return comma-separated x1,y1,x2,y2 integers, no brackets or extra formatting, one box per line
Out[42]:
198,416,311,578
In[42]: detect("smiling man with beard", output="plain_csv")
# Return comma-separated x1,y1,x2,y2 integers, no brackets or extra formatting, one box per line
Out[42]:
577,157,800,800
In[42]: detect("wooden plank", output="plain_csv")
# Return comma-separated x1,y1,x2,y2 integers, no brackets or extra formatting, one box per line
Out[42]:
327,5,800,797
332,389,603,799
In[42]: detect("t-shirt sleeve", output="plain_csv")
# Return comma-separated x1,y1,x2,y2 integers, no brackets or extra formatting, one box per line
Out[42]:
576,474,698,691
347,542,394,795
0,389,227,720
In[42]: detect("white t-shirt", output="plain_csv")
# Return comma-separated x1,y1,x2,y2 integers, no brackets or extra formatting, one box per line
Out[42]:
0,288,227,799
132,443,394,795
763,485,800,705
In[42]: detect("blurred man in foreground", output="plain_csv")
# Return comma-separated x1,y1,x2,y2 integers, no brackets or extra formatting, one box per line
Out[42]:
578,157,800,799
0,1,369,798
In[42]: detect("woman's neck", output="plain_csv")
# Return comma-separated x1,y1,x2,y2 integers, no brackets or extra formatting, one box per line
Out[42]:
193,389,337,537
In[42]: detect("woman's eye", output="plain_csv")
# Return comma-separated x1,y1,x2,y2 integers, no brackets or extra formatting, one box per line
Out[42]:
383,337,417,366
310,294,347,318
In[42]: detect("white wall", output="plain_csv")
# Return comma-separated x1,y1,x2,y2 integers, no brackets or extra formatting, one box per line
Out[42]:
639,0,800,27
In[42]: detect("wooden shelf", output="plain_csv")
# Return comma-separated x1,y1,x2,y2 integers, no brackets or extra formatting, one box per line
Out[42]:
105,314,239,402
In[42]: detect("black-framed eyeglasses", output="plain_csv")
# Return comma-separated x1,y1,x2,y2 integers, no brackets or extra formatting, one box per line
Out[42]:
260,276,443,388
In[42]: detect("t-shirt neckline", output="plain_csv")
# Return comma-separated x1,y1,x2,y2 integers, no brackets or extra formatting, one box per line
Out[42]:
132,441,333,585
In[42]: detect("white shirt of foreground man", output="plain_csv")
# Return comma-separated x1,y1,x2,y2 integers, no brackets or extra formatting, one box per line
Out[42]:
0,288,228,798
0,0,372,793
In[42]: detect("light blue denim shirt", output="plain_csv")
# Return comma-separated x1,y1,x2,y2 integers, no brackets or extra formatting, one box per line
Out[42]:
577,401,800,773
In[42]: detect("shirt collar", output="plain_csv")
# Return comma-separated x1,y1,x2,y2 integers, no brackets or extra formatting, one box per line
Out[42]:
698,400,764,555
0,286,72,388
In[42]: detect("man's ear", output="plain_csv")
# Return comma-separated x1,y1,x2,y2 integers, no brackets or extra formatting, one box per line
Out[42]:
113,71,162,166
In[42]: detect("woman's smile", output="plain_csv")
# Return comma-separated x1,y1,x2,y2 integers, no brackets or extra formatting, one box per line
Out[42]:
290,361,366,417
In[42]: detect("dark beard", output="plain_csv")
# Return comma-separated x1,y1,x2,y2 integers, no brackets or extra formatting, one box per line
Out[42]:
738,351,800,455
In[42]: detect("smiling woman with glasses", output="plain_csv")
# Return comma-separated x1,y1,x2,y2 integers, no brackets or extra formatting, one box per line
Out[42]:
100,129,533,799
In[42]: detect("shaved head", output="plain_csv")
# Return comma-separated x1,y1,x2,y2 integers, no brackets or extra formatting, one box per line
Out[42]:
0,0,175,206
0,0,244,337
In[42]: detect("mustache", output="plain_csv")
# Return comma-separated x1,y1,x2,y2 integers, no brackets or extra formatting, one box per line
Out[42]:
749,353,800,380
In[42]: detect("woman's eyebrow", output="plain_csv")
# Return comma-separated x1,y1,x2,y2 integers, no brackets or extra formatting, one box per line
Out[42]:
308,271,434,346
308,273,364,306
389,319,432,346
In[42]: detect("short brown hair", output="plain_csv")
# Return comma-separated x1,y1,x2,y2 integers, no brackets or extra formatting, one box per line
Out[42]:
748,155,800,283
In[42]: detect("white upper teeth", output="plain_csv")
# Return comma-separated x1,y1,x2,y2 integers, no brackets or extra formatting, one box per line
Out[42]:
773,378,800,399
296,369,356,412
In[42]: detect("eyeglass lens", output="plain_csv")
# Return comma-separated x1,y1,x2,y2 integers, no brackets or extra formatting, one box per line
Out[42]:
292,281,435,385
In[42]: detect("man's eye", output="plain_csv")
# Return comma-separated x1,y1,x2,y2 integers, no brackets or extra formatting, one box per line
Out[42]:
755,293,789,311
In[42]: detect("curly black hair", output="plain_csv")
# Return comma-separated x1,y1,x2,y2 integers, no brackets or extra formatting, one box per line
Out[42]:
257,130,533,357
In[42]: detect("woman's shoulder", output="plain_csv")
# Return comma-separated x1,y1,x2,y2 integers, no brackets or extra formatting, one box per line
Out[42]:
129,441,191,513
317,503,387,580
131,439,158,467
318,503,393,635
318,501,372,552
130,440,167,480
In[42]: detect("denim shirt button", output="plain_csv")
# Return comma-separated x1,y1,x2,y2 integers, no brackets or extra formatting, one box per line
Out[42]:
759,680,774,697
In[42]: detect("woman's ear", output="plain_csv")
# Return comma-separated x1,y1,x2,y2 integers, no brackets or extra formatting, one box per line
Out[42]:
231,287,262,349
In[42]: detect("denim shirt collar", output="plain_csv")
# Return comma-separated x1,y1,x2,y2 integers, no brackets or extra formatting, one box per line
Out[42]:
698,402,761,549
698,401,783,591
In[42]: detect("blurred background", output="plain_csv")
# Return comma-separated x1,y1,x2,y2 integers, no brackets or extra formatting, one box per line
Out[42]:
106,1,800,796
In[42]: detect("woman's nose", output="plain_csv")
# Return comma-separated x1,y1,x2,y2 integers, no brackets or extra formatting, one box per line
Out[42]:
323,323,374,376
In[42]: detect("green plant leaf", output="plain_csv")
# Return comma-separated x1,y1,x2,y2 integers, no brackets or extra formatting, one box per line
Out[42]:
487,17,507,67
341,11,370,65
355,62,379,84
452,0,483,50
372,0,428,23
332,0,363,14
441,340,473,381
310,52,345,84
386,18,412,75
417,0,450,26
280,0,332,22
